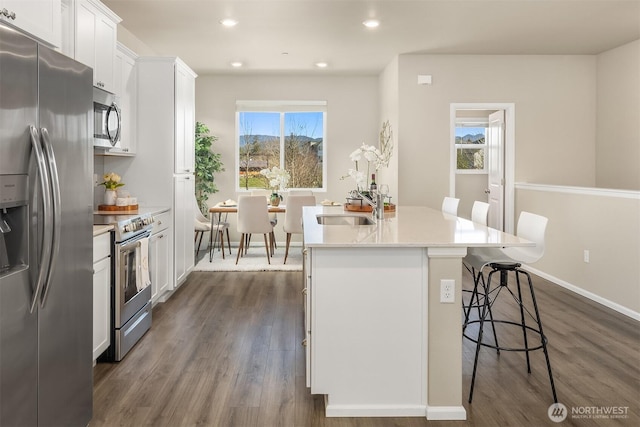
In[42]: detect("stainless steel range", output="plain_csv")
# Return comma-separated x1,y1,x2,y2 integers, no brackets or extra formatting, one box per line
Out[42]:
93,211,154,361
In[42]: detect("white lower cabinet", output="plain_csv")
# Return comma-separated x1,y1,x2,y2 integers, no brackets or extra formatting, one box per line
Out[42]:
174,175,194,287
308,247,427,416
92,232,111,362
149,211,171,304
302,247,312,387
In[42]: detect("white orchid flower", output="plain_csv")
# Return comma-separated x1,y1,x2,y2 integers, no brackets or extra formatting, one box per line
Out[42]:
349,148,363,162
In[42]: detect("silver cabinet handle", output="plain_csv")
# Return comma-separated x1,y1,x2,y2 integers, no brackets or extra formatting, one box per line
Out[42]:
1,9,16,20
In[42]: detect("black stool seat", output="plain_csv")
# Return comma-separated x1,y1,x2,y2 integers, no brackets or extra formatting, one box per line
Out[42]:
489,261,521,270
464,262,558,404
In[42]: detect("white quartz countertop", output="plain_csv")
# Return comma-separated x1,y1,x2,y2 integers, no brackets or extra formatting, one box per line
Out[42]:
93,224,114,237
303,205,533,248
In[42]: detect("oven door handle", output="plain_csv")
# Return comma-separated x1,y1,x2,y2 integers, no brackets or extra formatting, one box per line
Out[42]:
118,230,151,252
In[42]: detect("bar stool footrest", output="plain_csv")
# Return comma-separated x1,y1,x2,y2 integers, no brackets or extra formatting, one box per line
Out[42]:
463,319,548,352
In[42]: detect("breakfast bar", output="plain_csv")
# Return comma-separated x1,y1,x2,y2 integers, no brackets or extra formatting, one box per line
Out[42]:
302,205,533,421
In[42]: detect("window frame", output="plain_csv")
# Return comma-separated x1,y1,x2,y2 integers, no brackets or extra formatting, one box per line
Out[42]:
236,100,327,192
455,118,488,174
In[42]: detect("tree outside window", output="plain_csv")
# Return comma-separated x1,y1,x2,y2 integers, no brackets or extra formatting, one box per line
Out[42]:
237,105,325,190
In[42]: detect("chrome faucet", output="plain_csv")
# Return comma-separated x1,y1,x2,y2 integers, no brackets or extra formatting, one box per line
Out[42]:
357,191,384,221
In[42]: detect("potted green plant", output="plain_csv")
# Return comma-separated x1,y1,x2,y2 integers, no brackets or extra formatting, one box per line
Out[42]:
195,121,224,214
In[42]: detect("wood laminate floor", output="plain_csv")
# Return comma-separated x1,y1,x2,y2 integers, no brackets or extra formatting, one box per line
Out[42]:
91,269,639,427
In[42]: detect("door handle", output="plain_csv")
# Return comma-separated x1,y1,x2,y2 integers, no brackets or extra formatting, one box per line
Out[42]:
39,128,61,308
484,189,490,194
29,126,52,313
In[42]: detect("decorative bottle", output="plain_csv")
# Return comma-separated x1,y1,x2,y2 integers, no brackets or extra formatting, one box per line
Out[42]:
369,174,377,193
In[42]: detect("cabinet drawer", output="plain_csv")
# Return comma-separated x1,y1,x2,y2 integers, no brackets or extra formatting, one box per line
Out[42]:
152,211,171,234
93,232,111,263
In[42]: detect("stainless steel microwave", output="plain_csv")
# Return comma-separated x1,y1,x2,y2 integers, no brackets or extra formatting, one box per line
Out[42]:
93,87,121,149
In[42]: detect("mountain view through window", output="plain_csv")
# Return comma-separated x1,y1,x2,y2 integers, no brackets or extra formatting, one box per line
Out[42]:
238,110,324,190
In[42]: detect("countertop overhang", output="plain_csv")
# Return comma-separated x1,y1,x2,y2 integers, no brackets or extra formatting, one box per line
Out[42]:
302,205,533,248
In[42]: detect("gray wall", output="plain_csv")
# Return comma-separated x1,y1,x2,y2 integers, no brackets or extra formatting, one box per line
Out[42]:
394,54,598,210
596,39,640,191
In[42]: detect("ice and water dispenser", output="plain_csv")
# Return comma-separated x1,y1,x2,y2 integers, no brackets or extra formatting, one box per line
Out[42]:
0,175,28,274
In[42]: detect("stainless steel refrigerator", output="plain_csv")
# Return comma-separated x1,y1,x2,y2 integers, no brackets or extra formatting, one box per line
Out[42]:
0,23,93,426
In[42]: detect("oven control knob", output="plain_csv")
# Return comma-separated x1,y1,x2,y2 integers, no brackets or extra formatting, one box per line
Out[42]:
123,224,130,232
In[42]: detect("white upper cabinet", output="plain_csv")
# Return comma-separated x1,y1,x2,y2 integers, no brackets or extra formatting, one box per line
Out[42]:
74,0,120,93
106,42,137,155
0,0,61,47
175,61,196,173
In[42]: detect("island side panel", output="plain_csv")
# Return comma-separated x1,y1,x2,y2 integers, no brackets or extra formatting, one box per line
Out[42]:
311,247,427,417
425,247,467,421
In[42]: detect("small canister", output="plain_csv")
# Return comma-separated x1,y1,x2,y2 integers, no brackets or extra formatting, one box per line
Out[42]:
116,198,128,207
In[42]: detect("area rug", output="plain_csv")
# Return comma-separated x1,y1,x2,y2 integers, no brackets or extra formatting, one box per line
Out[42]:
193,245,303,272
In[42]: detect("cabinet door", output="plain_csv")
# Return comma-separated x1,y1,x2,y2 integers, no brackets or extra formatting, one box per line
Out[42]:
112,44,137,155
174,174,195,287
92,256,111,361
94,12,116,92
174,63,195,173
0,0,61,47
149,228,170,303
303,247,312,387
74,0,95,69
74,0,118,92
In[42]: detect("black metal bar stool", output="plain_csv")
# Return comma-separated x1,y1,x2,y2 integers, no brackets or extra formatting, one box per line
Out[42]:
464,261,558,404
462,211,557,404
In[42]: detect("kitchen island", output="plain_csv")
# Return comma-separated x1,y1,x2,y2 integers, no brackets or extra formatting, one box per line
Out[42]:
302,205,532,420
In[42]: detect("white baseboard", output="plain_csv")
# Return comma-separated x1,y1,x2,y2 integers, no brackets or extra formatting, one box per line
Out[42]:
524,266,640,321
325,403,427,418
426,405,467,420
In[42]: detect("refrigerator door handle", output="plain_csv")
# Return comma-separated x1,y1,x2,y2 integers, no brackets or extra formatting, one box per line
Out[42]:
39,128,61,308
29,125,53,314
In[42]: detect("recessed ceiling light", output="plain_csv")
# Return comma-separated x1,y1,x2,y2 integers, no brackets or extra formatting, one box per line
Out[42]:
220,19,238,27
315,62,328,68
230,61,243,68
363,19,380,28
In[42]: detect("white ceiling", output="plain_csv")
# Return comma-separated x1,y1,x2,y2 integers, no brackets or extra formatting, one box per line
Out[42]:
103,0,640,75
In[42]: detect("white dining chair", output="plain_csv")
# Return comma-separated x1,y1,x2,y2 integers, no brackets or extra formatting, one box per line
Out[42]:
236,196,274,264
194,198,230,258
251,190,278,250
282,195,316,264
471,201,490,225
441,196,460,216
462,211,556,405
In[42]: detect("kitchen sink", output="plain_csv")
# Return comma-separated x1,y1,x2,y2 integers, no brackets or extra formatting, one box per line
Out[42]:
315,214,375,226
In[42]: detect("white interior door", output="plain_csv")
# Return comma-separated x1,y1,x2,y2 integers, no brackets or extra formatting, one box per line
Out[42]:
487,110,505,230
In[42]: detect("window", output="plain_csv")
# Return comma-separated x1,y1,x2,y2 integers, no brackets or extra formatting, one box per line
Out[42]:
455,121,487,173
236,101,326,191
